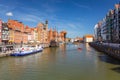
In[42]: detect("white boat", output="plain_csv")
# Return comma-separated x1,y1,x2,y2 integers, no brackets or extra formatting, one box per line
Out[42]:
10,45,43,56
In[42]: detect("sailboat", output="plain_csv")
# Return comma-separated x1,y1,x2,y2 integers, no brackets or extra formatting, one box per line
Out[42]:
49,27,59,47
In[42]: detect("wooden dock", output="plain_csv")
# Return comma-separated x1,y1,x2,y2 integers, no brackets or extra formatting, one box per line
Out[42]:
89,42,120,60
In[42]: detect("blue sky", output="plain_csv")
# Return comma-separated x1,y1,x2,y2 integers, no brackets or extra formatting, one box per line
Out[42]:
0,0,119,38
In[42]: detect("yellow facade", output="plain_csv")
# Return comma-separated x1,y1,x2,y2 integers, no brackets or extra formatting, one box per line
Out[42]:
9,29,14,43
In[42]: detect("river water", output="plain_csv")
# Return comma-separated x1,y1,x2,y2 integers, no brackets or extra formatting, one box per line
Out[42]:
0,43,120,80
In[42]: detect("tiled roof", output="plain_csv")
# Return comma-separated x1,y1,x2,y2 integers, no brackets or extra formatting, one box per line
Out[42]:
7,19,24,31
84,35,94,38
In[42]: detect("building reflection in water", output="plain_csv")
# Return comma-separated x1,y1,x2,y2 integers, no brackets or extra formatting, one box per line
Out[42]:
84,43,94,59
59,43,66,58
40,47,58,64
85,43,91,52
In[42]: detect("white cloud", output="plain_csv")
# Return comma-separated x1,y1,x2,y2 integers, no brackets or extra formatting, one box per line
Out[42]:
18,14,43,23
72,1,91,10
6,12,13,16
66,23,83,31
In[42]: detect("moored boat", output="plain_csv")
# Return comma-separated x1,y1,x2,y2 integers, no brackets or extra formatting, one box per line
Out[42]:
10,45,43,56
49,40,59,47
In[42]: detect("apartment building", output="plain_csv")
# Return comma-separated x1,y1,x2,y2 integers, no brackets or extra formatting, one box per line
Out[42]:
95,3,120,43
2,23,9,44
83,35,94,43
37,20,48,44
7,19,28,44
0,19,2,44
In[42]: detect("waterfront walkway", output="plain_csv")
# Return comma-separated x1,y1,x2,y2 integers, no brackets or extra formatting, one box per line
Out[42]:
89,42,120,60
102,43,120,48
0,51,13,57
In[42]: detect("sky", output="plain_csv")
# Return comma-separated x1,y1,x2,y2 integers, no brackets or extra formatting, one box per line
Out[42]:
0,0,119,38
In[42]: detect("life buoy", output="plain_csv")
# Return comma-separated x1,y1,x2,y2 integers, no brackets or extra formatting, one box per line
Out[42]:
22,48,24,51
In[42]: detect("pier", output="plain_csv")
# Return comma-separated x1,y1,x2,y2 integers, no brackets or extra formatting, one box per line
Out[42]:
89,42,120,60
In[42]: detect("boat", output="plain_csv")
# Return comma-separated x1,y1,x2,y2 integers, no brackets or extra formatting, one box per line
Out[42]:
10,45,43,56
49,40,59,47
78,47,82,50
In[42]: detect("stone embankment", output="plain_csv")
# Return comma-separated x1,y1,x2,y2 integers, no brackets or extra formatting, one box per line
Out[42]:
89,42,120,60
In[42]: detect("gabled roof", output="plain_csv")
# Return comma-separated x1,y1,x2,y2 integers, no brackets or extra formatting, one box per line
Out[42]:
7,19,24,31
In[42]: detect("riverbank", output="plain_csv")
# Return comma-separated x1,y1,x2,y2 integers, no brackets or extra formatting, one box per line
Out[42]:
89,42,120,60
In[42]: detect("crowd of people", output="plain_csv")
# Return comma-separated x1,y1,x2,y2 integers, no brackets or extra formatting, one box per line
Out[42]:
0,46,14,53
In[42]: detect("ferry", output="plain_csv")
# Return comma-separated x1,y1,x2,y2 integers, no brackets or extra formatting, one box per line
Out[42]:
10,45,43,56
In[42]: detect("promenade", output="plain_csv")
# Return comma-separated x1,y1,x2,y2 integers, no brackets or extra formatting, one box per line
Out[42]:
0,51,13,57
89,42,120,60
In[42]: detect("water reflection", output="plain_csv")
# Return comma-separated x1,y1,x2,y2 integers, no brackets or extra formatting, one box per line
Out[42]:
84,43,94,59
98,54,120,65
85,43,91,52
59,44,67,58
111,67,120,73
41,47,58,63
0,43,120,80
59,43,66,53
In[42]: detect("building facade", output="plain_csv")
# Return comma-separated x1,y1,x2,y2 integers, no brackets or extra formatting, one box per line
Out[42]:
48,28,54,43
101,18,107,42
83,35,94,43
113,4,120,43
95,3,120,43
59,31,67,42
94,22,102,41
0,19,67,45
7,19,28,44
36,20,48,44
0,19,2,44
2,23,9,44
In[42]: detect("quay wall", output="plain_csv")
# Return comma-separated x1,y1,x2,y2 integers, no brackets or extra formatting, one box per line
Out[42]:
89,42,120,60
